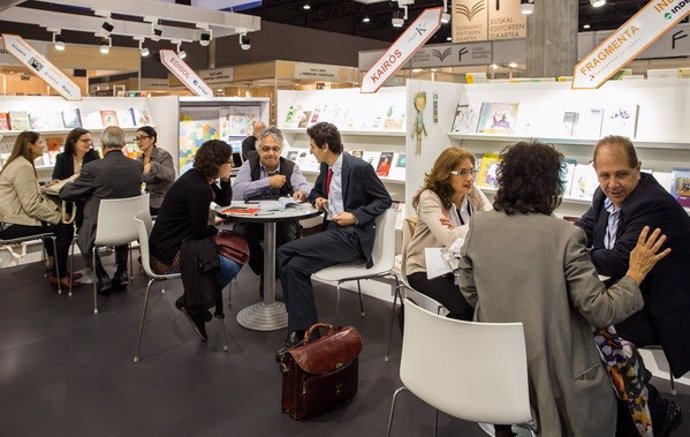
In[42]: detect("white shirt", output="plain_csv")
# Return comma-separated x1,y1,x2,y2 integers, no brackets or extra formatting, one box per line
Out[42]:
604,198,621,249
328,153,345,217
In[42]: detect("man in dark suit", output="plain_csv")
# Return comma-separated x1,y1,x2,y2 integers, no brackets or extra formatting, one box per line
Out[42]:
576,135,690,435
61,126,144,294
241,120,266,161
277,122,391,352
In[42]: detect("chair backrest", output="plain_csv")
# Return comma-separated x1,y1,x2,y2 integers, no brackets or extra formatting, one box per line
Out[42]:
400,215,417,279
400,298,532,425
369,208,396,270
134,210,155,277
94,193,150,246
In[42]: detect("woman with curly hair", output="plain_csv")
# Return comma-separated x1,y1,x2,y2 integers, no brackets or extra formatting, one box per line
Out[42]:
149,140,242,338
457,142,670,437
405,146,491,320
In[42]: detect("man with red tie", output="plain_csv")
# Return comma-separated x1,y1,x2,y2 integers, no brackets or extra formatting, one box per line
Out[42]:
276,122,392,354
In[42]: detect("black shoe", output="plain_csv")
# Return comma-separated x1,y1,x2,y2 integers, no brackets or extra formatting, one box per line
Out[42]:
275,330,305,362
175,297,208,342
112,270,129,291
96,276,113,296
657,400,683,437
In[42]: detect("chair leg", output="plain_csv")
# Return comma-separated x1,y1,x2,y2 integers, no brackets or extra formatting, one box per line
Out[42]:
51,236,62,295
92,247,98,314
218,316,229,352
68,235,76,297
336,282,342,318
357,280,365,317
226,281,232,308
160,279,166,294
128,242,134,284
385,281,402,362
133,278,155,363
386,386,408,437
433,409,439,437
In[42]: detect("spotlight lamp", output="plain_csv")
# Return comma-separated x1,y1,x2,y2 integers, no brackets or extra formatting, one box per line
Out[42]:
441,12,451,24
590,0,606,7
52,32,65,51
138,40,149,57
303,3,311,10
520,0,535,15
199,28,212,47
240,33,251,51
362,16,370,23
149,20,163,42
99,37,111,55
174,41,187,60
391,6,408,28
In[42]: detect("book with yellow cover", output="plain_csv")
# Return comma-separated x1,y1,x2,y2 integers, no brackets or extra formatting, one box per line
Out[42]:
475,153,501,189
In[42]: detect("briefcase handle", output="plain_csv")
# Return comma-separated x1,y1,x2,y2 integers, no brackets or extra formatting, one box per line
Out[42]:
304,322,335,345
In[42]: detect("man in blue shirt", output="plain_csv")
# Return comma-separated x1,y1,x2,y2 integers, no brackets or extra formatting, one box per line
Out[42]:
232,127,311,291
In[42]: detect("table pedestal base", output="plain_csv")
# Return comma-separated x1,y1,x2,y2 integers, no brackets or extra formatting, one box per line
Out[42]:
236,302,288,331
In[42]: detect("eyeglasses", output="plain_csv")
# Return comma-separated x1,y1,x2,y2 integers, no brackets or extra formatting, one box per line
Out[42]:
259,146,281,154
451,169,478,178
79,138,93,144
135,136,151,142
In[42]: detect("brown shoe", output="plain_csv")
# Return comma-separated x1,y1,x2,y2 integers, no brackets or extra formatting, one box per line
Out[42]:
48,275,81,289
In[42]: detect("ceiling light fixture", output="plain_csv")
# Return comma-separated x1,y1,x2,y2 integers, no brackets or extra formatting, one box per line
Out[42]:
590,0,606,7
583,23,591,30
198,26,212,47
137,40,149,57
508,62,518,68
303,3,311,10
441,0,450,24
240,32,251,50
490,64,499,70
362,16,370,23
50,30,65,51
175,41,186,59
99,37,111,55
446,36,452,41
520,0,535,15
145,18,163,42
392,6,408,28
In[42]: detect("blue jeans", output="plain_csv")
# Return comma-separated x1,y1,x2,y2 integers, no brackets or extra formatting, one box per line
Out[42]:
219,255,242,288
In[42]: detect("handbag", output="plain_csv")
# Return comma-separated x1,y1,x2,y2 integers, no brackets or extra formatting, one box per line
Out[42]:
213,230,249,264
279,322,363,421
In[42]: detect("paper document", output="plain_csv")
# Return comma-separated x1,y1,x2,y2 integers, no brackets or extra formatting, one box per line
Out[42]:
42,174,77,195
259,197,304,212
425,247,453,280
448,237,465,256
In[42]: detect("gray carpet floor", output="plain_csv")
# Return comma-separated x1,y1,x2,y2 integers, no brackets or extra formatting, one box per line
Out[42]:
0,257,687,437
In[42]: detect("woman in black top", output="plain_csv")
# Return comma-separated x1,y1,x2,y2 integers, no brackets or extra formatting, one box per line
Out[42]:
51,128,100,181
150,139,240,285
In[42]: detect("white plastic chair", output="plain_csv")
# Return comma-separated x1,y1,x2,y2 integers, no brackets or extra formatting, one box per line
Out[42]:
386,298,533,437
133,211,229,363
91,193,149,314
385,215,446,361
313,208,400,321
1,233,62,294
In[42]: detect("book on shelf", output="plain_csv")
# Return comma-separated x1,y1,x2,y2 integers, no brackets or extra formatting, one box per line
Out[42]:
476,102,520,134
221,105,261,137
297,110,312,129
361,151,381,171
29,111,63,130
388,153,406,181
309,108,320,125
569,163,598,199
383,104,405,130
283,105,303,129
286,150,299,161
654,172,674,195
0,113,10,130
575,107,604,138
376,152,393,177
61,109,82,129
45,136,64,153
82,110,103,129
476,153,501,189
9,111,31,131
349,150,363,159
132,109,152,126
391,201,406,230
451,103,480,134
561,158,577,195
671,168,690,208
100,110,119,127
117,109,136,128
602,104,638,138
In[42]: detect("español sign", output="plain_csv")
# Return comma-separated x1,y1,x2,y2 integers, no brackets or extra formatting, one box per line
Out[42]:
573,0,690,89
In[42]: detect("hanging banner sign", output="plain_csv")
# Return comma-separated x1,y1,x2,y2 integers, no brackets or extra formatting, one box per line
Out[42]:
160,49,213,97
1,33,81,100
361,7,443,93
573,0,690,89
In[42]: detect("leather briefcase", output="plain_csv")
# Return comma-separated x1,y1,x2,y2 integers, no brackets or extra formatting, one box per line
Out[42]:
280,323,363,421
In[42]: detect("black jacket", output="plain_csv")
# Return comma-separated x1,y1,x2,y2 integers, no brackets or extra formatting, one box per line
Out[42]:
180,236,221,310
576,173,690,376
52,149,100,180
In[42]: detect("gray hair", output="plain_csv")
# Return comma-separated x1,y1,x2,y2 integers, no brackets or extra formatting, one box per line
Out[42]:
257,126,284,148
101,126,126,149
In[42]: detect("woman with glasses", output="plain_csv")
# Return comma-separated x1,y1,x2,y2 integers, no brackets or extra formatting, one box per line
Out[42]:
0,131,76,288
51,128,99,181
135,126,174,216
405,147,491,320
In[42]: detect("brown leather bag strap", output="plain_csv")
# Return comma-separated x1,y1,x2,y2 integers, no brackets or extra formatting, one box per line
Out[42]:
304,322,334,345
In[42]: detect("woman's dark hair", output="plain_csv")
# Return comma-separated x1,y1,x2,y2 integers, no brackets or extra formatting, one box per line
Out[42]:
412,147,475,210
306,122,343,154
193,139,232,180
493,142,564,215
0,131,40,176
136,125,158,147
63,128,91,156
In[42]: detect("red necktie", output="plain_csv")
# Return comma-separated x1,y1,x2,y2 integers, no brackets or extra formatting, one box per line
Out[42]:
325,168,334,197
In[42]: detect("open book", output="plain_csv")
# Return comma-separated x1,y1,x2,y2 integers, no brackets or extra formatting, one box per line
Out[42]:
258,197,304,212
42,175,77,196
216,205,260,216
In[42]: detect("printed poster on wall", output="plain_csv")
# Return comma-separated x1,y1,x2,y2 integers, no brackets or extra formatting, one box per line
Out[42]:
452,0,526,43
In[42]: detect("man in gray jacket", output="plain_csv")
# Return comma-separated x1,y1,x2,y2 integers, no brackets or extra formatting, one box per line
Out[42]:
61,126,143,294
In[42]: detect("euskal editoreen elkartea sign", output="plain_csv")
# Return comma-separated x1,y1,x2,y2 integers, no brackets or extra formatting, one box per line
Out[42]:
2,33,82,100
160,49,213,97
361,7,443,94
574,0,690,89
